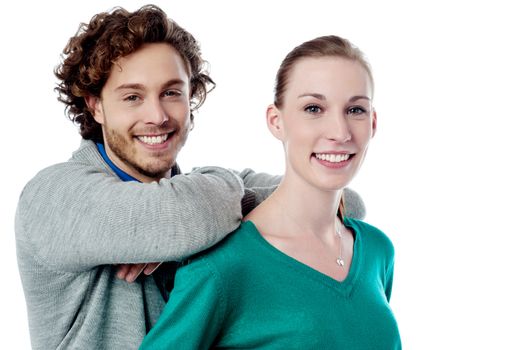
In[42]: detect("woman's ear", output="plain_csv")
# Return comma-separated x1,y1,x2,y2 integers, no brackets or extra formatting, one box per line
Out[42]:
85,95,104,124
266,104,285,141
371,108,378,138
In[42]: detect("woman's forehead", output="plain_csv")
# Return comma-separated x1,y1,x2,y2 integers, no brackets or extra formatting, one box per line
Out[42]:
284,57,373,98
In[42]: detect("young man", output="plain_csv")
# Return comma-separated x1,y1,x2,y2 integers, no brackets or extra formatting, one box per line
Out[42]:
15,5,365,350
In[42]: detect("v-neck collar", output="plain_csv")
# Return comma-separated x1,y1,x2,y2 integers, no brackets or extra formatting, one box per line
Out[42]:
243,218,364,298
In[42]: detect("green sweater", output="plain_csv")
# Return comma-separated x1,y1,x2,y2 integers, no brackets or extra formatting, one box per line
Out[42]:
140,218,401,349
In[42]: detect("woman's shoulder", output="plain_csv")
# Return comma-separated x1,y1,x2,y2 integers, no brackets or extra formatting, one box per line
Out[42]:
344,217,395,257
181,221,258,272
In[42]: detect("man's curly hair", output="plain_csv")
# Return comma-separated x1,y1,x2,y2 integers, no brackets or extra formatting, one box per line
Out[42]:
54,4,214,143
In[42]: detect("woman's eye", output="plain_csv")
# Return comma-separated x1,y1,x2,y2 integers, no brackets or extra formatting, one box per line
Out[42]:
305,105,322,114
347,106,368,117
348,106,364,114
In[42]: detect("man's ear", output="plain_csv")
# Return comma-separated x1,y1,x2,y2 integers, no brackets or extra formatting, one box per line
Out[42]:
266,104,284,141
85,95,104,124
371,108,378,138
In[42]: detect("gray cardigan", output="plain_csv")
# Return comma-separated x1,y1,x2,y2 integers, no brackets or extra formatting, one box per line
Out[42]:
15,140,365,349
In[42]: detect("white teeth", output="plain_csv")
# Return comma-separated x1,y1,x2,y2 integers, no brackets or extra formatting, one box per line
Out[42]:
315,153,351,163
137,134,169,145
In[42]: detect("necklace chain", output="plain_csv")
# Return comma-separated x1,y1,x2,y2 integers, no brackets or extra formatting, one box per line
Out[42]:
335,221,345,267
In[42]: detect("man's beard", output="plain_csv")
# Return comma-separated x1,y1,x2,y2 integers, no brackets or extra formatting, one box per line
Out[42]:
104,124,184,180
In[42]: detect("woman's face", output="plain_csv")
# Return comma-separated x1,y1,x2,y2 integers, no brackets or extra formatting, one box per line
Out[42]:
269,56,376,192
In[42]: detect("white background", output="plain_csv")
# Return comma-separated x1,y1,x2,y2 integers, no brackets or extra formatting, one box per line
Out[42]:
2,1,525,349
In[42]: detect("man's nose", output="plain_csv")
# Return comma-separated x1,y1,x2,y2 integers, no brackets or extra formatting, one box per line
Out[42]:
144,99,169,125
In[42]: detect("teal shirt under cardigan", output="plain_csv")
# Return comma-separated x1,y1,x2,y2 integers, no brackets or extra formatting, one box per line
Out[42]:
140,218,401,349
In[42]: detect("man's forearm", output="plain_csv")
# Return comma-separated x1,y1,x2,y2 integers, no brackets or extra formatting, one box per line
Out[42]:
16,164,245,272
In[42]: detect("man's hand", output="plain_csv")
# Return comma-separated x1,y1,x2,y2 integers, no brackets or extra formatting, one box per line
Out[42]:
116,262,162,283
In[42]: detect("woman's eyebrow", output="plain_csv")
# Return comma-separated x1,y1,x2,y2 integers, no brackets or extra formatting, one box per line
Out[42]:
297,93,371,102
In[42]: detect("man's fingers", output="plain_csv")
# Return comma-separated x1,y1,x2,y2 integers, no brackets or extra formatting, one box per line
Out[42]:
125,264,147,283
116,262,162,282
143,262,162,275
116,264,132,280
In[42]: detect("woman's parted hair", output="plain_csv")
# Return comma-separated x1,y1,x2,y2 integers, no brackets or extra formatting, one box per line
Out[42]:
55,4,214,142
273,35,374,108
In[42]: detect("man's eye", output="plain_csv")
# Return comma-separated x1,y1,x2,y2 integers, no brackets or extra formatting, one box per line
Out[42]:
305,105,322,113
124,95,139,102
164,90,181,97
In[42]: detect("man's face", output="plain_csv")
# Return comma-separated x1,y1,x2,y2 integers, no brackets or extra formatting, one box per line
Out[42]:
88,43,192,182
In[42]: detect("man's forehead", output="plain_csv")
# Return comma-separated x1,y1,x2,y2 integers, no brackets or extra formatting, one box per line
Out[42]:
105,43,190,90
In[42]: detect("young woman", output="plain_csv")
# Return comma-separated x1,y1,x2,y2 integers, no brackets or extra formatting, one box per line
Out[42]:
141,35,401,349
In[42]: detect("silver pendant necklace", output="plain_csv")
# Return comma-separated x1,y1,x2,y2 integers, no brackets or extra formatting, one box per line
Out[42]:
335,222,345,267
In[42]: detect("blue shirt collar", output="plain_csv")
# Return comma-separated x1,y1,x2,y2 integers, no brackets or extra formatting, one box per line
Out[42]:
96,142,140,182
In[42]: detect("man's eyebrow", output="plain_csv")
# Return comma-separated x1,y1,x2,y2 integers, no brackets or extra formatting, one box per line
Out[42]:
114,79,186,92
297,93,371,102
114,83,145,92
161,79,186,89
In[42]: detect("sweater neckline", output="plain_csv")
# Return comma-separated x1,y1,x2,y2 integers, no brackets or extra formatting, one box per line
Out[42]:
96,142,140,182
94,141,182,181
242,219,363,297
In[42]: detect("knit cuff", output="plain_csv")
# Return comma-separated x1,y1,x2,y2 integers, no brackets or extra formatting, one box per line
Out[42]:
241,189,257,217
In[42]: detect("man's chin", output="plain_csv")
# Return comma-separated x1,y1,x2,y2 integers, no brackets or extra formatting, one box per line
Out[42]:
135,160,174,180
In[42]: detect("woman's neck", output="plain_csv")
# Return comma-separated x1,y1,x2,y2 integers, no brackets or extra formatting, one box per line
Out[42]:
245,172,353,281
250,172,343,239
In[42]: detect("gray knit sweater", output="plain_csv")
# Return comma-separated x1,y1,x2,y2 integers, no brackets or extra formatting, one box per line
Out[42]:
15,140,365,349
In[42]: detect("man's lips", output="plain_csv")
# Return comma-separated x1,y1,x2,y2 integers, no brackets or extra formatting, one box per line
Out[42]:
135,130,177,146
136,133,169,145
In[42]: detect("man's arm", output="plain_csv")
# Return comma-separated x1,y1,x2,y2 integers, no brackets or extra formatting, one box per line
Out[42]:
118,168,367,282
15,163,244,273
236,168,366,219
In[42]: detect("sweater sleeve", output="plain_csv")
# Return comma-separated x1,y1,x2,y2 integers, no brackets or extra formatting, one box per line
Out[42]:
342,187,366,220
15,162,244,272
236,168,282,188
236,168,366,219
236,169,280,215
139,258,225,350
